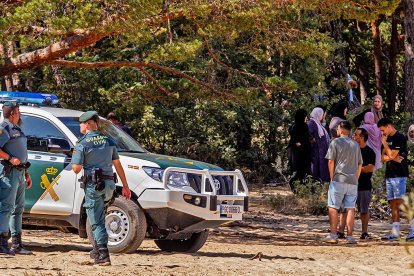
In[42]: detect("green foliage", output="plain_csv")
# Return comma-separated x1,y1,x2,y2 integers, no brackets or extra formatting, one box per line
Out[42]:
0,0,406,185
268,176,328,215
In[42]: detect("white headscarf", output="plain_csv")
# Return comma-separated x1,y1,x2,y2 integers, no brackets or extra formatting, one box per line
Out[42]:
408,124,414,144
310,107,329,139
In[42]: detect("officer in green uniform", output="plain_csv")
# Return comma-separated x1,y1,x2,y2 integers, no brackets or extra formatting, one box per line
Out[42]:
72,111,131,266
0,102,32,255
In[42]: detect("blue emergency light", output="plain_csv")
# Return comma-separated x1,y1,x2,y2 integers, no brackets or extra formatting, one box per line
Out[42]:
0,91,59,105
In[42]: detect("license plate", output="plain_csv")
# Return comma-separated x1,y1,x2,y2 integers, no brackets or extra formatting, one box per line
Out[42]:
219,204,241,214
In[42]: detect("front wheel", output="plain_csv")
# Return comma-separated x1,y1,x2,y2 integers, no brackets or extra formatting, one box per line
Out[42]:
86,197,147,253
154,230,209,253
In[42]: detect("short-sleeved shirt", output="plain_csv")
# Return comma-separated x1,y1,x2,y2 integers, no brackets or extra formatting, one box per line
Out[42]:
325,136,363,185
71,130,119,175
0,119,28,163
382,131,409,178
358,146,376,191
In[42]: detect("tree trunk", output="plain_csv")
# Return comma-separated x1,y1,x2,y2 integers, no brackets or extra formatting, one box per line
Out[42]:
354,21,370,104
7,41,20,90
372,20,383,96
388,12,399,115
0,43,13,91
404,0,414,112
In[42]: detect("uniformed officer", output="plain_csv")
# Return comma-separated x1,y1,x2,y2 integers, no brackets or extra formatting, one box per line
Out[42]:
0,102,32,255
71,111,131,266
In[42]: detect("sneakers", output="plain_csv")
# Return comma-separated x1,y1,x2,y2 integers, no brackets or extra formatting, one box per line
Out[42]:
321,234,338,244
346,236,357,244
381,233,399,241
360,232,372,240
406,230,414,242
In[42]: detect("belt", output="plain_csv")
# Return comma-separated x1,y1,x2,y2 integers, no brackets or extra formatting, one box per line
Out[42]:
1,160,31,170
85,174,115,181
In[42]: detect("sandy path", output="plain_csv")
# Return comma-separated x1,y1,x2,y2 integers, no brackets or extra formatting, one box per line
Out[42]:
1,187,414,275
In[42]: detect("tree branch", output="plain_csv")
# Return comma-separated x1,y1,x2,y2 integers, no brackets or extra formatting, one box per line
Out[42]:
138,68,171,95
0,31,113,77
43,60,229,97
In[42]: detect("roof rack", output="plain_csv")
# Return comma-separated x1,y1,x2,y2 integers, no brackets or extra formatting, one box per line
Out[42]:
0,91,60,107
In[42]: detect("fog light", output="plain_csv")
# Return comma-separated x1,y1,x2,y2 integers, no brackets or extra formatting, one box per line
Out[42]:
194,197,201,206
183,194,192,200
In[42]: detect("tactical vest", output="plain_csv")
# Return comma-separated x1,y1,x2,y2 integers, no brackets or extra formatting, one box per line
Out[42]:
0,121,25,141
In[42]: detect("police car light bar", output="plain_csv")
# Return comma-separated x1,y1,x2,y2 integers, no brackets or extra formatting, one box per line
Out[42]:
0,91,59,105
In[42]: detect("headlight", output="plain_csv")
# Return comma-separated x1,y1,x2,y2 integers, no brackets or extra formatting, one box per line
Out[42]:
167,171,190,188
142,166,164,182
142,166,191,189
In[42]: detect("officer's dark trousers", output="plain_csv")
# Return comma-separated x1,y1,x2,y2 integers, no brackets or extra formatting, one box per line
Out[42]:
0,168,25,235
84,180,115,245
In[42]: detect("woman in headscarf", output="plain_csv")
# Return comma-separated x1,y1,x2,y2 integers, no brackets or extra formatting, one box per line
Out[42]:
288,109,312,188
329,102,348,139
308,107,330,182
360,112,382,169
353,95,385,126
371,95,384,123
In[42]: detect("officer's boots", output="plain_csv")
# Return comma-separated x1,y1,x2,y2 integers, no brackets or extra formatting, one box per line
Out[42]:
95,244,111,266
10,233,33,255
0,233,14,255
89,240,99,260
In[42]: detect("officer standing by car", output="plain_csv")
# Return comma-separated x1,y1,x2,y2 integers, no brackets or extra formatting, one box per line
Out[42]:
0,102,32,255
71,111,131,266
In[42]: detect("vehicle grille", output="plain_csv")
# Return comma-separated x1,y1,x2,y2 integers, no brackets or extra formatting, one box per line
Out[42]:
187,173,234,195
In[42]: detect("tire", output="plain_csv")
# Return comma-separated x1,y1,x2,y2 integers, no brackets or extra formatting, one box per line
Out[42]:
154,230,209,253
86,197,147,253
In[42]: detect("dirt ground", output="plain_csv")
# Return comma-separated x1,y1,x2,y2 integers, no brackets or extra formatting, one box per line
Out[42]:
1,187,414,275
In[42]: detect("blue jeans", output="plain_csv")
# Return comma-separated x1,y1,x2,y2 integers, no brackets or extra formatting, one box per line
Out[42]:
0,168,25,235
386,177,407,200
84,180,115,245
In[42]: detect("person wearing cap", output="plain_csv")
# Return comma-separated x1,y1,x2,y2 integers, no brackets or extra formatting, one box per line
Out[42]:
0,102,32,255
71,111,131,266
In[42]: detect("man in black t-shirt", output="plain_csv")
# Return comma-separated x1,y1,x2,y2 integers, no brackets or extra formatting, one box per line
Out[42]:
353,128,376,240
377,118,412,241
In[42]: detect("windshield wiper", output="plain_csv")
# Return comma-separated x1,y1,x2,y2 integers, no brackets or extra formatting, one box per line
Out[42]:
118,149,146,153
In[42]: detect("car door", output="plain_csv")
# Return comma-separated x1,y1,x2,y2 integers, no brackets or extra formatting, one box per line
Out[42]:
21,114,76,215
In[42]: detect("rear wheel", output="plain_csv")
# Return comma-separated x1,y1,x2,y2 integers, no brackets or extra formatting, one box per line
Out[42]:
86,197,147,253
154,230,209,253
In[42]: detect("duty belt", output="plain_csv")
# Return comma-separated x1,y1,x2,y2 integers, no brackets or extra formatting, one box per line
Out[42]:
84,174,115,182
1,160,31,171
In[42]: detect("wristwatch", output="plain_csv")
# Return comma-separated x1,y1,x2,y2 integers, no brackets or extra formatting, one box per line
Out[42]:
7,155,12,161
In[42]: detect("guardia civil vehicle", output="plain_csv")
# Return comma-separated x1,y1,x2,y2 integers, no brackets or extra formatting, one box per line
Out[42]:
0,92,249,253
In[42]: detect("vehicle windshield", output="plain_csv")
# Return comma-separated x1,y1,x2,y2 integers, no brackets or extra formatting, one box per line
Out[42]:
58,117,146,153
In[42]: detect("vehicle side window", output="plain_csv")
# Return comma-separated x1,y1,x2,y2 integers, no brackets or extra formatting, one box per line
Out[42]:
21,115,67,152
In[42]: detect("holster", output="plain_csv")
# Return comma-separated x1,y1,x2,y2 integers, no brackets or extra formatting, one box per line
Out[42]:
1,160,12,177
79,169,117,191
1,160,31,176
94,169,105,191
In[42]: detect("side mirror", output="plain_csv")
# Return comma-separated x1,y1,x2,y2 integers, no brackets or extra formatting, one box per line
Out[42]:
47,138,72,154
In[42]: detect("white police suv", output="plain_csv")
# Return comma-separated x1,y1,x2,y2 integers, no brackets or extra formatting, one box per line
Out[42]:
0,92,249,253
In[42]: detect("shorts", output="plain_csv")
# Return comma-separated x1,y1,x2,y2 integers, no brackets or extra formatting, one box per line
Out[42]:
328,181,357,210
356,190,372,214
385,177,407,201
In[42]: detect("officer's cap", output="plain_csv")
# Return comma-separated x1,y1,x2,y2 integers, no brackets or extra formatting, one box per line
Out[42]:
79,111,99,123
2,101,18,108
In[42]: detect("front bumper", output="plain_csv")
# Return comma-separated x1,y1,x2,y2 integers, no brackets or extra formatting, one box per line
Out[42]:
138,167,249,232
